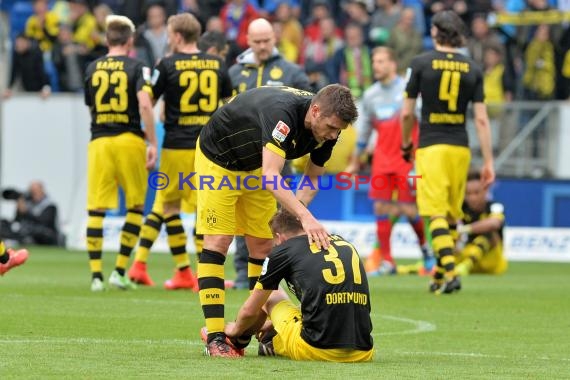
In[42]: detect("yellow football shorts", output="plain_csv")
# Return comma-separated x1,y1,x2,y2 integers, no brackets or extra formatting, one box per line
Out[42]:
194,142,276,238
415,144,471,220
87,132,147,210
270,300,374,362
457,243,507,274
152,148,196,209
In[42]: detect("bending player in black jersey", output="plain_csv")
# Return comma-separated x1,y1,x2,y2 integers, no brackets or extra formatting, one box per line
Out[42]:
196,84,358,357
401,11,495,294
224,208,374,362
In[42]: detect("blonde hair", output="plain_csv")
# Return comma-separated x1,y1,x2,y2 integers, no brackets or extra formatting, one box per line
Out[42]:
105,15,136,46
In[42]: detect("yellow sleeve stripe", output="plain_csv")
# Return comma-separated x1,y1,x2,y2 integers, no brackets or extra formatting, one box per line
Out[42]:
142,85,153,97
489,213,505,221
254,282,265,291
265,143,286,158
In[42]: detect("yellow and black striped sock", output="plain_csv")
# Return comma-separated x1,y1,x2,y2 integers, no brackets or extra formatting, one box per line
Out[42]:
115,209,143,275
165,214,190,270
134,212,163,263
193,226,204,263
429,218,455,280
463,236,490,270
87,211,105,280
433,256,445,283
198,248,226,342
248,257,265,291
0,240,8,264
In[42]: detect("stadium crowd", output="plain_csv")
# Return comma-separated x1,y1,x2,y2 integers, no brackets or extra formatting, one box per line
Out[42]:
2,0,570,100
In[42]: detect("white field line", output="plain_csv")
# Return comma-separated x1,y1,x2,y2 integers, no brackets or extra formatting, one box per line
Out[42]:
376,315,437,336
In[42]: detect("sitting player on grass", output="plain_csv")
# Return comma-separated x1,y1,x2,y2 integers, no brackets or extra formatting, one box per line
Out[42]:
208,208,374,362
454,171,507,276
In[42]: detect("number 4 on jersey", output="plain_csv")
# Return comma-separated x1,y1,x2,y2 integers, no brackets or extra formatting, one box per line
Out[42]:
439,70,461,112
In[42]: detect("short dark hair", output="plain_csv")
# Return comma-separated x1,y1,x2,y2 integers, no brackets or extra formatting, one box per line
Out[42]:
269,209,303,235
168,13,201,43
467,170,481,182
311,84,358,124
432,11,466,48
198,31,227,53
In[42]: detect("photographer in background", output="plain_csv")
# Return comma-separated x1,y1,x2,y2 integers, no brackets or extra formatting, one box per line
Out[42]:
1,181,61,246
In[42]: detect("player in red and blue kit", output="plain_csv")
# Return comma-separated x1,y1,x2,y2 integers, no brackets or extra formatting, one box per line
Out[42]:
348,47,434,275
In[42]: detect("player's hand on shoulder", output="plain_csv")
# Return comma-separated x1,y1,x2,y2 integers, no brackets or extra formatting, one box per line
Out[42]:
300,213,330,250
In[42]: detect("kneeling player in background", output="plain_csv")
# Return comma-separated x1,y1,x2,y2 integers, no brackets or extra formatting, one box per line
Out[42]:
455,172,507,275
0,240,28,276
218,209,374,362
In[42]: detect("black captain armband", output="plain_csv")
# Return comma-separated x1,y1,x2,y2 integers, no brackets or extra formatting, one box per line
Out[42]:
230,335,252,349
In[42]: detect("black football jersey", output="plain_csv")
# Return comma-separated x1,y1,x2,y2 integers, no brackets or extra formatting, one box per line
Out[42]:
153,52,232,149
463,200,505,242
404,50,484,148
256,234,373,351
199,86,336,171
84,55,151,140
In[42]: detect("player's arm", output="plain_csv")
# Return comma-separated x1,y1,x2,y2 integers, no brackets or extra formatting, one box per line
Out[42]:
225,288,272,338
137,90,158,170
401,98,417,148
297,158,326,206
473,102,495,187
460,203,504,236
262,148,330,249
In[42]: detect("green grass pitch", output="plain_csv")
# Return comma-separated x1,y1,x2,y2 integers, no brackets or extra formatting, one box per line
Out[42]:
1,247,569,379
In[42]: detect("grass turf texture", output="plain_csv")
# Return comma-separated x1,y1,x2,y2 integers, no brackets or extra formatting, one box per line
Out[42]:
1,247,569,379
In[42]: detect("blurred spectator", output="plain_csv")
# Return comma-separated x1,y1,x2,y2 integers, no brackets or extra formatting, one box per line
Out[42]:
52,24,84,92
260,0,301,18
0,181,62,246
220,0,259,51
90,3,113,58
343,0,372,47
301,16,343,68
304,0,342,42
274,2,304,61
484,44,514,109
522,24,555,100
179,0,206,31
467,14,503,67
386,7,423,74
3,34,51,99
228,18,310,94
24,0,59,53
424,0,469,25
135,2,169,67
272,20,298,62
370,0,402,46
68,0,97,69
327,22,373,98
206,15,224,33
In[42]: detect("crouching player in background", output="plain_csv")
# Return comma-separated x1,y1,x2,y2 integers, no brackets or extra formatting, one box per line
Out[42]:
222,209,374,362
455,172,507,276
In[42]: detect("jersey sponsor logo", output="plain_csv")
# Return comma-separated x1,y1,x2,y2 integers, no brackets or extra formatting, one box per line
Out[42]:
142,66,151,82
151,69,160,85
272,120,290,143
261,257,269,276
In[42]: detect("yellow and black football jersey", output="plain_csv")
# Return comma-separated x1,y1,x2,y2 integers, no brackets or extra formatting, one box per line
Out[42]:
199,86,336,171
84,55,151,140
463,201,505,242
404,50,484,148
256,234,373,351
152,52,232,149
